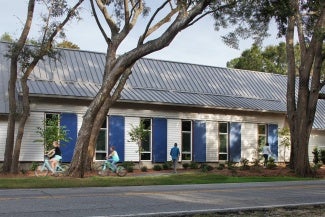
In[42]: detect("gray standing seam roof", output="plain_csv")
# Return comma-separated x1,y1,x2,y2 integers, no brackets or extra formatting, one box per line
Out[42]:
0,41,324,129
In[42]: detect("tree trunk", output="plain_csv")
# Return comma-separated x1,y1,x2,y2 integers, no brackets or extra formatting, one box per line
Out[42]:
86,98,113,170
2,0,35,174
2,58,18,173
11,78,30,174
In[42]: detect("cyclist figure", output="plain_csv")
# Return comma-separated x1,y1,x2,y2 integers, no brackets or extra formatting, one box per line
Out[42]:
106,146,119,171
48,141,62,173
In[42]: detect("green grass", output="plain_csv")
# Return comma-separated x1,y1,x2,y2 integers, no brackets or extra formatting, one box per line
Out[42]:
0,172,312,189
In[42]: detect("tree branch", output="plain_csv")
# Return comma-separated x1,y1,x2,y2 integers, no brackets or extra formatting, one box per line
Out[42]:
90,0,110,44
95,0,120,35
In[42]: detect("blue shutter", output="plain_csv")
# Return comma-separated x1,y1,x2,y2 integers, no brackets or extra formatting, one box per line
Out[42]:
60,113,77,163
229,122,241,162
152,118,167,163
193,120,206,162
268,124,278,161
109,115,125,162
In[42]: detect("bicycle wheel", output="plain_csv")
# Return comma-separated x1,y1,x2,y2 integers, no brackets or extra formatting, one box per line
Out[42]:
34,163,49,177
95,164,109,176
116,166,127,177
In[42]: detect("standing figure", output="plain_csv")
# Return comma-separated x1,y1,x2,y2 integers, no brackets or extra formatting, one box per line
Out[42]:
262,143,272,168
170,143,180,173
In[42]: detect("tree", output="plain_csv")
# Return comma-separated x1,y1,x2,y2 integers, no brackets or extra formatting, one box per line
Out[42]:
225,0,324,177
69,0,270,177
57,40,80,49
0,33,14,43
262,0,324,176
35,115,71,152
128,121,150,169
2,0,84,174
227,42,296,75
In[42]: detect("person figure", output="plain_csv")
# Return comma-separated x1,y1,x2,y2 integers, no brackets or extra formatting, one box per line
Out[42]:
106,146,120,171
262,143,272,168
170,143,180,173
49,141,62,173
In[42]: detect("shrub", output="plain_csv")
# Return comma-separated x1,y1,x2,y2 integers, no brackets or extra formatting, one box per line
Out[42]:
30,162,38,171
141,166,148,172
153,164,162,171
121,161,135,173
227,161,237,171
190,162,199,169
320,149,325,164
182,162,189,170
201,164,214,172
217,163,225,170
312,147,320,165
240,158,250,170
162,161,173,170
266,157,277,169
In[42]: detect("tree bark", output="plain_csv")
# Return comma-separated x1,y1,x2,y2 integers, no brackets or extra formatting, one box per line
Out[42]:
2,0,36,174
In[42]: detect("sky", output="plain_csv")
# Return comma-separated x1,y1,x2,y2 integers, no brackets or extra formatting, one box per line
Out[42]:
0,0,285,68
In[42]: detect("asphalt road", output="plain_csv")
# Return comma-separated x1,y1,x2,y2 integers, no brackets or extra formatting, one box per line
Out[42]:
0,180,324,217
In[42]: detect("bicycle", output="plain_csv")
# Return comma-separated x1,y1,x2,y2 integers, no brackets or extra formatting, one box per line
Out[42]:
34,155,69,177
95,160,127,177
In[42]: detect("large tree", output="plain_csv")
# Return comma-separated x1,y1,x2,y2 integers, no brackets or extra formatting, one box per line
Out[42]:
69,0,270,177
227,0,324,177
3,0,84,174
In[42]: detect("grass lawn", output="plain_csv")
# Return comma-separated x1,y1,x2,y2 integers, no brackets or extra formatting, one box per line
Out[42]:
0,172,313,189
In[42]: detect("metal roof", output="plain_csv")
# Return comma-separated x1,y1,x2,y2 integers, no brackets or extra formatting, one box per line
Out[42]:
0,41,324,129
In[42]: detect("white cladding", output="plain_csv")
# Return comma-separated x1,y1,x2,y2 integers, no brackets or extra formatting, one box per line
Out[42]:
167,119,182,161
124,116,140,161
241,123,258,161
206,121,218,162
0,121,7,161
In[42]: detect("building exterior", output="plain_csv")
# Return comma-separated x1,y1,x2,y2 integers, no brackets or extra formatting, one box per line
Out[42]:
0,41,324,166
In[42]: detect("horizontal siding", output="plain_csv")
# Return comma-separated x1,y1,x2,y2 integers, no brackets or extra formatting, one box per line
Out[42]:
20,112,44,161
0,121,7,161
124,117,140,162
241,123,258,161
167,119,181,161
309,131,325,162
206,121,218,162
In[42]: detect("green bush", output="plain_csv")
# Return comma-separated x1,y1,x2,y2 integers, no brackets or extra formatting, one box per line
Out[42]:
182,162,189,170
201,164,214,172
141,166,148,172
320,149,325,164
190,162,199,169
266,157,277,169
30,162,38,171
153,164,162,171
312,147,320,165
162,161,173,170
217,163,225,170
121,161,135,173
240,158,250,170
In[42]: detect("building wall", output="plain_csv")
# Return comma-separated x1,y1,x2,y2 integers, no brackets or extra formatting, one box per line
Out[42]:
0,101,324,164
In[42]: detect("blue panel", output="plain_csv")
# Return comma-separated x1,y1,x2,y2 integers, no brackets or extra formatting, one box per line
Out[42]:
268,124,278,161
230,122,241,162
60,113,77,163
193,121,206,162
152,118,167,162
109,116,125,162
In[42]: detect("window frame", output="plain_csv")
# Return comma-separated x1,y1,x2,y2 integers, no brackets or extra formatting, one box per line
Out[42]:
181,120,192,161
218,122,229,161
95,117,108,161
140,118,152,161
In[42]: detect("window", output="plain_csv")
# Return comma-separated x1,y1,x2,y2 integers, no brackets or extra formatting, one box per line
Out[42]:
95,118,107,160
218,122,228,161
258,124,268,150
141,118,152,161
44,113,60,150
181,120,192,160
